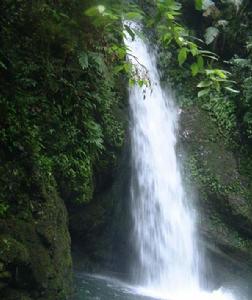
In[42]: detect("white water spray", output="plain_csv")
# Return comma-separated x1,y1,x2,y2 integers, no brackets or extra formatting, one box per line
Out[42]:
124,23,236,300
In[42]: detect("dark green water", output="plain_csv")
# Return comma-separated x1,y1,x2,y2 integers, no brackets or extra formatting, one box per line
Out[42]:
74,273,157,300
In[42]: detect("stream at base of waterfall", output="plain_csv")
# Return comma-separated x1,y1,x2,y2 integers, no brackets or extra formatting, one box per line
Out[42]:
74,273,237,300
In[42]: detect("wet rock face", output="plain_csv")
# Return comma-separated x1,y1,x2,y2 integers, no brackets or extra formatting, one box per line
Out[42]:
178,105,252,291
0,184,72,300
69,139,133,276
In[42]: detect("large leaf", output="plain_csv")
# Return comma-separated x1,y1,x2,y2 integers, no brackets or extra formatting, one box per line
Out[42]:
197,56,204,70
189,43,199,56
205,69,228,79
216,70,228,78
198,88,210,97
197,80,212,88
225,86,240,93
204,27,219,45
166,12,175,20
178,48,187,66
191,63,199,76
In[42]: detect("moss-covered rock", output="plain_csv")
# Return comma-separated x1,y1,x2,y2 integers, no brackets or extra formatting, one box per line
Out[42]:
179,105,252,288
0,180,72,300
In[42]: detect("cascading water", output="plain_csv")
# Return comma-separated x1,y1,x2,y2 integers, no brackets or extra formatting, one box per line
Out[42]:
127,30,199,294
124,23,236,300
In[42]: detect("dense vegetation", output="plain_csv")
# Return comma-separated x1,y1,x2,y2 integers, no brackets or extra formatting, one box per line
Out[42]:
0,1,127,299
1,0,252,299
182,0,252,144
0,0,127,214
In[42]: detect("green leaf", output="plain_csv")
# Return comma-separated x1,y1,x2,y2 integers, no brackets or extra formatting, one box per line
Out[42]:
215,69,228,79
195,0,203,10
123,62,132,73
138,80,144,87
202,54,218,61
206,69,228,79
166,13,175,20
197,56,204,70
198,88,210,97
199,50,218,56
197,80,212,88
162,32,172,44
125,11,143,21
199,50,219,61
189,43,199,56
191,63,199,76
113,65,125,74
129,78,135,86
178,48,187,66
225,87,240,93
78,52,89,70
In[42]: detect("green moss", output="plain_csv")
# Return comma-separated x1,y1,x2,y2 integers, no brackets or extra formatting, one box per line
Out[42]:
0,236,29,265
206,214,252,250
0,180,72,299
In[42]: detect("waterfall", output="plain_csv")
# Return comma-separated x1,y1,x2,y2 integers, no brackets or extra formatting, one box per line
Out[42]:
124,23,236,300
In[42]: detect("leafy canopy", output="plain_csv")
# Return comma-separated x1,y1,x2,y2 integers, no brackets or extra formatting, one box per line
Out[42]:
84,0,238,96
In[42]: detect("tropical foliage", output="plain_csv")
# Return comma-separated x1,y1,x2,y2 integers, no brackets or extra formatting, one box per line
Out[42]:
0,0,126,214
1,0,252,220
